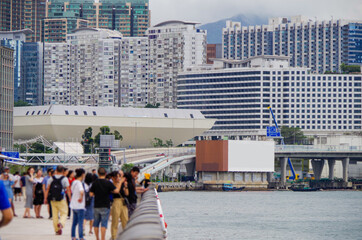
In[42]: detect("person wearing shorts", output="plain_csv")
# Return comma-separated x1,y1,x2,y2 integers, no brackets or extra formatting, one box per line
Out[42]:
13,172,22,201
90,168,121,240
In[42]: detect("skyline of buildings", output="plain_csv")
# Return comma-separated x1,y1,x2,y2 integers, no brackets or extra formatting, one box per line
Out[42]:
222,16,362,73
1,5,362,143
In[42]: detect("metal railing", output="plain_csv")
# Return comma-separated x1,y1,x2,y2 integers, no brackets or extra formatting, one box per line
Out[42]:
276,145,362,152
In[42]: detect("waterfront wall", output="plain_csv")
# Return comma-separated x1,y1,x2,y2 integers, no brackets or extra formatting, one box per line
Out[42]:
199,171,269,189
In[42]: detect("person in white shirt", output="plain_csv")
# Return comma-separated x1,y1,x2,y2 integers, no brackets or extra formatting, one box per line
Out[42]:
70,168,86,240
13,172,22,201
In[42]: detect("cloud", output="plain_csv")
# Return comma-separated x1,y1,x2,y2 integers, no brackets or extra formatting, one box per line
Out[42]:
149,0,362,25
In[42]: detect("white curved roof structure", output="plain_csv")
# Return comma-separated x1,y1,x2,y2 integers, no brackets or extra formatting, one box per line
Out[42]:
14,105,215,148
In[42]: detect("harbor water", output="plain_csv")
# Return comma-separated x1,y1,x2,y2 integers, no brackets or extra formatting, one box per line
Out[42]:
159,191,362,240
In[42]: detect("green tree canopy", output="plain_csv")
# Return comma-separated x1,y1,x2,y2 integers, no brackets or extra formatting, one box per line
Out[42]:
14,100,30,107
81,127,94,153
121,163,134,173
145,103,160,108
340,63,361,74
280,126,307,145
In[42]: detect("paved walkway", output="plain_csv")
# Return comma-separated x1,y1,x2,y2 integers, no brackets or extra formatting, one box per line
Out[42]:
1,199,112,240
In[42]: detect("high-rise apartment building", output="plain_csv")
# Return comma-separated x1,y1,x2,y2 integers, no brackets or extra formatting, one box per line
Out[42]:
0,0,46,42
0,46,14,151
0,0,24,32
44,28,150,107
120,37,149,107
223,16,362,73
147,21,207,108
23,0,47,42
44,28,122,106
43,0,150,43
177,56,362,139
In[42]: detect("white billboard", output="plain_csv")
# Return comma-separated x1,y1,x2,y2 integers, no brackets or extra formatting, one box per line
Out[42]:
228,141,274,172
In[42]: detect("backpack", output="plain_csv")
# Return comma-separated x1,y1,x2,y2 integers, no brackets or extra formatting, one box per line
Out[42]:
83,183,92,207
49,176,65,201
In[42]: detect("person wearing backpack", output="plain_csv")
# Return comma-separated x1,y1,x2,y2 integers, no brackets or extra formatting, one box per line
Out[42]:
44,165,71,236
70,169,86,240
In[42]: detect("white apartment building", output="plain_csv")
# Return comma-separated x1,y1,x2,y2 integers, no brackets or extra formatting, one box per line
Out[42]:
44,28,122,106
147,20,207,108
223,16,362,73
44,28,151,108
177,56,362,139
120,37,149,107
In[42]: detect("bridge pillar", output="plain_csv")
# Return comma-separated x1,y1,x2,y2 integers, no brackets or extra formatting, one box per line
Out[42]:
267,172,272,183
327,159,336,180
311,159,325,180
280,157,288,185
342,157,350,182
185,162,195,177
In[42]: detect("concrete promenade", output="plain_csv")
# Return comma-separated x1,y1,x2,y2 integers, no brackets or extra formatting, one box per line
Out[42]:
1,199,112,240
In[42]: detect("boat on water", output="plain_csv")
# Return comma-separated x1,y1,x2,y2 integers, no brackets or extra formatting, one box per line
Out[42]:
291,184,320,192
222,183,245,191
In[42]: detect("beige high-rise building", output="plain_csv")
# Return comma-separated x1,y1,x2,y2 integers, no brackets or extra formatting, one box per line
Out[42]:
0,46,14,151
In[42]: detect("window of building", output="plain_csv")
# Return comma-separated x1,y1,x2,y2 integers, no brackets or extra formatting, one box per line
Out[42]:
164,113,168,118
65,110,69,115
190,114,194,119
83,111,88,116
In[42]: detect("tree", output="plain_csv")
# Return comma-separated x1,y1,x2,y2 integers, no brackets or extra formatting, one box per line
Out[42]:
92,126,123,148
280,126,307,145
28,142,54,153
81,127,94,154
114,130,123,141
165,139,173,147
151,138,164,147
121,163,134,173
340,63,361,74
145,103,160,108
14,100,30,107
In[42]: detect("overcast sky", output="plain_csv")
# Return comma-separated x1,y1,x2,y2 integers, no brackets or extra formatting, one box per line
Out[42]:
149,0,362,26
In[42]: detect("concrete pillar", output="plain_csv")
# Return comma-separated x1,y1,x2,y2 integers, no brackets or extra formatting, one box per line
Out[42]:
185,162,195,177
216,171,219,181
342,157,350,182
267,172,272,183
311,159,325,180
327,159,336,180
280,157,288,185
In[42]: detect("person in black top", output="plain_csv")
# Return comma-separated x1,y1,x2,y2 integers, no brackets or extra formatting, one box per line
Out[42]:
110,171,129,240
90,168,121,240
125,167,148,217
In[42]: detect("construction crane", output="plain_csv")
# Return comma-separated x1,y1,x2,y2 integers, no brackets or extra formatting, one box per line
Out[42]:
267,106,297,180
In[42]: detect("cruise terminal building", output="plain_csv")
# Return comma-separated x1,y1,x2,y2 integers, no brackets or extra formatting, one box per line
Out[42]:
14,105,215,148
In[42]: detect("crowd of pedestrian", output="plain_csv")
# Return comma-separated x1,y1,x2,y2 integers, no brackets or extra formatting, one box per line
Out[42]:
0,165,149,240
